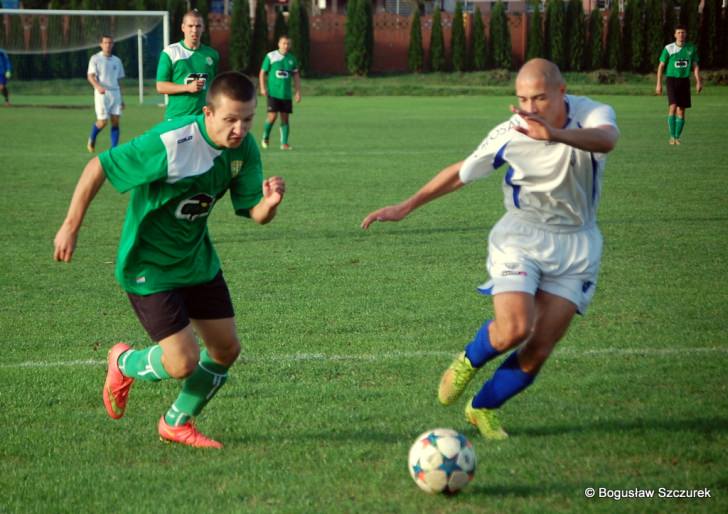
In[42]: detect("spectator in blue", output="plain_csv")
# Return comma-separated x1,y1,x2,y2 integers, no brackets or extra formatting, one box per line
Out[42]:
0,48,11,106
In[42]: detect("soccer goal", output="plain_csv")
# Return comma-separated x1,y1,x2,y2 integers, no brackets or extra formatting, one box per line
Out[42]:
0,8,169,104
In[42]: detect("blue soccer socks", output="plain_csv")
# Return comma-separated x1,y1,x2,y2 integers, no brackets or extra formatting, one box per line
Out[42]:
464,320,503,368
472,351,535,409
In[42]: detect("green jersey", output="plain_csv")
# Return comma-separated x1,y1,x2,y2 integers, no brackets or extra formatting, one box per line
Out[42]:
156,41,219,119
261,50,299,100
659,42,699,79
98,115,263,295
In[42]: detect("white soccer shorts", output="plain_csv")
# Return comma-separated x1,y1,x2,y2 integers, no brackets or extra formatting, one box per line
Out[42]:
477,214,603,314
94,89,123,119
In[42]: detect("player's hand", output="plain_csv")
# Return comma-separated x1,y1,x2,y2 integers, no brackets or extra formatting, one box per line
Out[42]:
295,91,301,103
53,225,78,263
361,204,409,229
97,86,106,94
509,105,554,141
260,87,268,97
656,84,662,96
696,82,703,94
187,80,204,93
262,176,285,208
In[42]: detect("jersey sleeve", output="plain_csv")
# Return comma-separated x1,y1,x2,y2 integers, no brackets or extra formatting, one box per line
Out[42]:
580,103,618,130
118,57,126,80
261,54,271,72
230,136,264,217
459,120,514,184
99,131,168,193
87,55,97,76
156,51,173,82
659,47,669,64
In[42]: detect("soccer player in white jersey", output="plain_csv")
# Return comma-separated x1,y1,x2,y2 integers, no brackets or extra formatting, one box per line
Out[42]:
87,35,125,152
361,59,619,440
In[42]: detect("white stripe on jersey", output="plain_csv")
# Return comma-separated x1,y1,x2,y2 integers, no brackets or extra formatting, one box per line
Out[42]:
163,42,194,64
160,123,223,184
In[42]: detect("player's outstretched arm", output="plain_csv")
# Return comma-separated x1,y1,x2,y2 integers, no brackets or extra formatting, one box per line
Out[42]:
53,158,106,263
250,176,286,225
360,161,465,230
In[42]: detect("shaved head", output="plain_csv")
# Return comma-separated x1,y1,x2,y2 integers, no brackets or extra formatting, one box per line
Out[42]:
516,58,565,89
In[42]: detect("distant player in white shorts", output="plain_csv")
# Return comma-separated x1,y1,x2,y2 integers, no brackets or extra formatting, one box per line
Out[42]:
362,59,619,440
87,34,125,152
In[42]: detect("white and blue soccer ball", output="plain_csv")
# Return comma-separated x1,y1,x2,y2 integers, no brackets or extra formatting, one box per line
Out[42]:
408,428,476,494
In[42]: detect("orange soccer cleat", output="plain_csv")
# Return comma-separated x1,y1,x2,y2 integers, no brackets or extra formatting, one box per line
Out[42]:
158,416,223,449
103,342,134,419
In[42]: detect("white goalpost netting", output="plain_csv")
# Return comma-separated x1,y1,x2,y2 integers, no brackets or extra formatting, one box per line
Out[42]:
0,8,169,104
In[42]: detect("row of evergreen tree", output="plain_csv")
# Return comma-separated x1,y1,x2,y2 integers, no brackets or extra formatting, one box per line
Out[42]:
403,0,728,75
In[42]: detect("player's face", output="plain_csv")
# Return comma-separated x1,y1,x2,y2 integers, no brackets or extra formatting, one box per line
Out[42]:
182,15,204,47
204,96,257,149
100,38,113,56
674,29,687,46
515,77,566,128
278,38,291,55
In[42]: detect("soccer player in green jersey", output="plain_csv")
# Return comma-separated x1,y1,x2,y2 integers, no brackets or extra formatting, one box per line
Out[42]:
53,72,286,448
156,10,220,119
656,24,703,145
259,35,302,150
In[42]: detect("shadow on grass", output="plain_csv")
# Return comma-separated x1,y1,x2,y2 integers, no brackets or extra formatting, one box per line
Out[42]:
510,415,728,438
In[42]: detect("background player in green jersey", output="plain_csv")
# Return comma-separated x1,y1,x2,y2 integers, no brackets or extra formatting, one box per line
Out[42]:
156,10,219,119
656,24,702,145
259,35,302,150
53,72,286,448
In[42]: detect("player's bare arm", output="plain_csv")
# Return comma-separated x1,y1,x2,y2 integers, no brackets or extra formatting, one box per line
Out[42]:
258,70,268,97
361,161,465,229
249,176,286,225
53,158,106,262
510,106,618,154
88,73,105,94
694,64,703,93
156,80,203,95
294,72,302,103
656,62,665,95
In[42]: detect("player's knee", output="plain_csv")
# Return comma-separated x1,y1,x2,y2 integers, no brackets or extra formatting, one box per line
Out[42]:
165,350,200,379
214,338,241,367
494,320,531,350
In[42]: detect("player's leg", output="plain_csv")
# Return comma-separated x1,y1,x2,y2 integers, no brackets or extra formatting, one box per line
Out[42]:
88,93,108,152
667,104,677,144
674,106,685,144
110,115,121,148
262,97,278,148
0,81,9,105
279,111,291,149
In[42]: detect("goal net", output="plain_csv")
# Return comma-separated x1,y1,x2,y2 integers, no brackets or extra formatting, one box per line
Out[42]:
0,8,169,104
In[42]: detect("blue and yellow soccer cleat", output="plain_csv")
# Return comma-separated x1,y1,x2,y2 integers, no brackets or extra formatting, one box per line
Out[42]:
465,401,508,440
438,352,478,406
103,342,134,419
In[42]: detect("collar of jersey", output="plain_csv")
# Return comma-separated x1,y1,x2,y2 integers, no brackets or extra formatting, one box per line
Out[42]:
179,40,200,52
195,113,224,150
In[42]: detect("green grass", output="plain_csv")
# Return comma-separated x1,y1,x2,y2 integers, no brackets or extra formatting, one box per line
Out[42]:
1,89,727,513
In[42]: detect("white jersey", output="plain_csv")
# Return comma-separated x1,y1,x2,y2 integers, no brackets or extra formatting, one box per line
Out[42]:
459,95,618,230
87,52,125,91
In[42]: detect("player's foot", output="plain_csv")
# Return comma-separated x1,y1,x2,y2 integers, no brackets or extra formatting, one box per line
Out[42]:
280,144,292,150
87,138,95,153
158,416,223,449
465,401,508,440
674,138,681,145
668,138,676,145
261,139,269,149
103,342,134,419
438,352,478,406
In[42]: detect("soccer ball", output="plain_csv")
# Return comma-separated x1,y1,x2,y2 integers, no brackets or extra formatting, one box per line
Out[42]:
408,428,476,494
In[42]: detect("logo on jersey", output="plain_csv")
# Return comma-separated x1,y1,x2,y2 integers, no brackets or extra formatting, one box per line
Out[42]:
675,59,689,68
231,160,243,178
184,72,209,86
206,56,213,66
175,193,215,221
177,135,193,145
275,70,290,79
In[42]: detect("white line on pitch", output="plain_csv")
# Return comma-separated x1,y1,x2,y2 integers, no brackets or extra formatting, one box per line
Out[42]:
0,346,726,370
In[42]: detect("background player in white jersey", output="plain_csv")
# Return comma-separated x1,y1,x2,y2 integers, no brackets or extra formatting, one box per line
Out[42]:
361,59,619,440
86,35,125,152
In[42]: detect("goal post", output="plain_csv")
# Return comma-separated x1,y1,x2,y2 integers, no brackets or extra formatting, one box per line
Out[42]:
0,8,169,104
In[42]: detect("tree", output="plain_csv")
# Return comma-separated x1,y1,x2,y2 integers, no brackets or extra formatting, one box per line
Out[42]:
587,8,604,70
663,0,677,48
605,6,622,70
251,0,269,74
720,0,728,67
471,7,487,71
407,9,424,73
679,0,699,44
526,0,544,61
645,0,664,71
544,0,565,69
288,0,311,76
699,0,720,69
229,0,252,72
629,0,648,72
566,0,585,71
428,8,446,72
451,2,466,72
193,0,211,45
345,0,373,76
167,0,187,40
272,9,287,50
490,0,512,69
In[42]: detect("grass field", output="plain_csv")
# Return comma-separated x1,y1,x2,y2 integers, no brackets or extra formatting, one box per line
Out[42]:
1,86,727,513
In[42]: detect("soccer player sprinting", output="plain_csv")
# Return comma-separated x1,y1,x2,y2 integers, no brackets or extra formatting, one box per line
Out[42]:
259,35,302,150
655,24,703,145
86,35,124,152
54,72,286,448
362,59,619,440
156,9,219,120
0,47,12,106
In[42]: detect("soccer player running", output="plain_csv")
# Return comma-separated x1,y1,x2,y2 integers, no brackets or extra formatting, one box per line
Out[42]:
259,35,302,150
655,24,702,145
0,47,11,106
86,35,125,152
53,72,286,448
156,9,219,120
361,59,619,440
